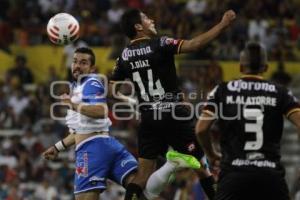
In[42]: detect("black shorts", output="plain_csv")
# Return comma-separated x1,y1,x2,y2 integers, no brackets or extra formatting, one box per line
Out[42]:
215,170,289,200
137,105,204,160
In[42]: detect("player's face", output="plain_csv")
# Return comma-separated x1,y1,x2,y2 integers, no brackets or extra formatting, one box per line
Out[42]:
140,12,157,36
71,53,94,80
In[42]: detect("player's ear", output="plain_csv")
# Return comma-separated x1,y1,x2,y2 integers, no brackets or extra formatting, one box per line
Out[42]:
134,23,143,31
90,65,96,73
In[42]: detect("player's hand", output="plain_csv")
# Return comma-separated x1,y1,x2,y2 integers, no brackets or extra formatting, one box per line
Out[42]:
220,10,236,28
42,146,59,160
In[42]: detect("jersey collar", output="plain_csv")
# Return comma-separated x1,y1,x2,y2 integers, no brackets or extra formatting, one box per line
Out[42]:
241,74,264,80
130,37,151,44
77,73,97,85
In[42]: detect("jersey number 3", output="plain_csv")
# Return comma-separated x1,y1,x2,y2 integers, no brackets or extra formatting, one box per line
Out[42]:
243,108,264,150
133,69,165,101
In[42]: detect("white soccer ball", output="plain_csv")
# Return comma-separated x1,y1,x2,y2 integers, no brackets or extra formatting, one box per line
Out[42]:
47,13,80,45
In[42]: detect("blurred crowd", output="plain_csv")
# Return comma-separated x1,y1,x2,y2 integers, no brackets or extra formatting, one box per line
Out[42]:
0,57,210,199
0,52,219,199
1,0,300,60
0,51,298,200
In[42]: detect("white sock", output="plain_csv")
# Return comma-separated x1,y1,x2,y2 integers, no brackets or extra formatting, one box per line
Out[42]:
143,161,177,200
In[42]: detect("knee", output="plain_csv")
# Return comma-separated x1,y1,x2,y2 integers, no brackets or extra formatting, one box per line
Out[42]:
124,172,136,187
135,167,155,186
133,161,156,187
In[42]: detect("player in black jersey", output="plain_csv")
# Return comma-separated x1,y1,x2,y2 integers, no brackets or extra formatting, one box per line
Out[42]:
195,42,300,200
109,8,236,200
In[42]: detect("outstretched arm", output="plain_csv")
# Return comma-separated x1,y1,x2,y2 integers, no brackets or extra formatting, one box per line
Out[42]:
180,10,236,53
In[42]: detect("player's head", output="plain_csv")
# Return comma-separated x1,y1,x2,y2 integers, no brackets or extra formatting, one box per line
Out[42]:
72,47,95,80
240,42,268,74
121,9,157,39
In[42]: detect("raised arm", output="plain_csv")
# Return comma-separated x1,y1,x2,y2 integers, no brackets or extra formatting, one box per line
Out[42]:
180,10,236,53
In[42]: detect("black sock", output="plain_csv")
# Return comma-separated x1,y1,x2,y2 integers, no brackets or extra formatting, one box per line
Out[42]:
125,183,143,200
200,176,216,200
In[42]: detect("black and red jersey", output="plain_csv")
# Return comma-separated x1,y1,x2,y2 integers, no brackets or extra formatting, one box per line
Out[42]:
110,36,184,110
204,75,300,172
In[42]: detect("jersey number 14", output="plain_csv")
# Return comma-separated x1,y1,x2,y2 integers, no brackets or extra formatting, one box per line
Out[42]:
133,69,165,101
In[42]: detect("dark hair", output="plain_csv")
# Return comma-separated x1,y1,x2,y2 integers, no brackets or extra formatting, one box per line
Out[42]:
121,9,142,39
74,47,95,66
242,42,267,73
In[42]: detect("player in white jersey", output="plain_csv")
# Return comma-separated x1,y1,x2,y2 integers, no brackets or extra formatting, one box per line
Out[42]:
42,47,201,200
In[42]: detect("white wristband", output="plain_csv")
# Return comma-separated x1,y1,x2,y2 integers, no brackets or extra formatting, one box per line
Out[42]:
54,141,66,152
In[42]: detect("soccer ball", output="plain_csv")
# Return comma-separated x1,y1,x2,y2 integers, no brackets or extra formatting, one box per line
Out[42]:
47,13,79,45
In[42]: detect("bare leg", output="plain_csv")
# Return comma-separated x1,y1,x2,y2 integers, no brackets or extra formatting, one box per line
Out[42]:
75,190,101,200
134,158,157,186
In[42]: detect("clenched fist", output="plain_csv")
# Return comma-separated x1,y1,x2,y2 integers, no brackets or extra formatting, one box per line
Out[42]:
42,146,59,160
220,10,236,28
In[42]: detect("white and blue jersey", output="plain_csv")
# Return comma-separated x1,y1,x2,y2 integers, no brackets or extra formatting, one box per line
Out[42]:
66,74,111,134
67,74,138,194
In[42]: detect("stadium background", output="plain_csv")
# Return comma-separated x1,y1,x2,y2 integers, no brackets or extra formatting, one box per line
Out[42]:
1,0,300,199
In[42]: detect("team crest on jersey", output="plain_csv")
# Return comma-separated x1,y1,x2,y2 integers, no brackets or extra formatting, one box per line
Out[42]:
76,151,88,177
160,37,179,46
166,38,179,45
90,81,102,88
